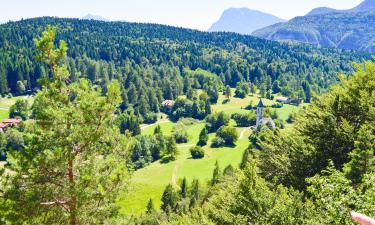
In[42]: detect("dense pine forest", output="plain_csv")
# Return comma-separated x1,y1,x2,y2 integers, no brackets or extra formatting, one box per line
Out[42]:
0,17,370,120
0,16,374,224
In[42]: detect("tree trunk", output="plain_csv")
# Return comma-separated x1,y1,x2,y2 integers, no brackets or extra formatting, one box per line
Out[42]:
68,159,77,225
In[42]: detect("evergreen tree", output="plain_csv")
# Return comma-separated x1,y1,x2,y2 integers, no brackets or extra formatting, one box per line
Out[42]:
0,26,129,224
146,199,155,214
197,127,208,146
154,125,162,134
211,161,221,185
180,177,188,198
225,85,231,101
161,184,177,213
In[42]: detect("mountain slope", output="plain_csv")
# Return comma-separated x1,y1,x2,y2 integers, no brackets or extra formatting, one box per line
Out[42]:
209,8,285,35
82,14,109,21
253,0,375,53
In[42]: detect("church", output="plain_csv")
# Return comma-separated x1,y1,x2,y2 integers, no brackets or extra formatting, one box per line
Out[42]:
256,99,276,129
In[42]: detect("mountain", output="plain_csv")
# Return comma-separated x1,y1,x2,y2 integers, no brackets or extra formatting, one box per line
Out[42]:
208,8,285,35
253,0,375,53
306,0,375,15
82,14,109,21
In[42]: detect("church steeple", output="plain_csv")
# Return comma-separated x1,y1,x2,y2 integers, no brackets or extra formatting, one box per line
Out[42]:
256,99,264,127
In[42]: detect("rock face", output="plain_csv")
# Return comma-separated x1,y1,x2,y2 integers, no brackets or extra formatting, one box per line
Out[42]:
253,0,375,53
208,8,285,35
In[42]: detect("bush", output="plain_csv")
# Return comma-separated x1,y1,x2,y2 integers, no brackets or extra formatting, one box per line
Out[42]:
271,102,283,108
231,112,256,127
205,112,230,133
216,126,238,146
143,112,158,124
197,127,208,146
211,137,226,148
174,131,189,143
190,146,205,159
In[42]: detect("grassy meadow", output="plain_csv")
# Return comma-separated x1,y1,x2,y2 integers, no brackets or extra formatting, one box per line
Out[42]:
118,90,307,215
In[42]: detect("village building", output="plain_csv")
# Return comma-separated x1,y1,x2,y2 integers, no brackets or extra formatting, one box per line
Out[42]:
276,96,289,103
0,118,22,132
256,99,276,129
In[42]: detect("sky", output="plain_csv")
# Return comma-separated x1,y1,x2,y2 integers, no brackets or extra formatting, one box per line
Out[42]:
0,0,364,30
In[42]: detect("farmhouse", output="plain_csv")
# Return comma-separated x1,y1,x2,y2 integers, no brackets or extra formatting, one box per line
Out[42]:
276,96,289,103
0,118,22,132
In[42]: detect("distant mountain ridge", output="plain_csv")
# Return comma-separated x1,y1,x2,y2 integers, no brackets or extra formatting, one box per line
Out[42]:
306,0,375,15
82,14,109,22
209,8,285,35
253,0,375,53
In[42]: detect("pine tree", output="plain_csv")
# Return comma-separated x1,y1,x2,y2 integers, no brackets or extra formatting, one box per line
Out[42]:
154,125,162,134
197,127,208,146
161,184,177,213
225,85,231,100
0,26,129,224
146,198,155,214
211,161,221,185
180,177,188,198
240,148,250,169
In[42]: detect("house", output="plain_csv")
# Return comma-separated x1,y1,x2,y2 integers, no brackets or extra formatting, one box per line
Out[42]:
161,100,175,107
0,118,22,132
256,99,276,129
276,96,289,103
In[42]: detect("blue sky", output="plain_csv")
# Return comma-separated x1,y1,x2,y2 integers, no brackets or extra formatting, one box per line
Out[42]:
1,0,363,30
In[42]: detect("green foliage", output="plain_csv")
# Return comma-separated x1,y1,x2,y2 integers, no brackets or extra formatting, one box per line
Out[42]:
205,112,230,133
174,130,189,143
9,99,29,120
154,125,162,134
146,199,155,214
211,136,226,148
231,112,256,127
190,146,205,159
216,126,239,146
0,26,129,224
161,184,178,213
235,82,250,98
116,111,141,136
197,127,208,146
180,177,188,198
211,161,221,185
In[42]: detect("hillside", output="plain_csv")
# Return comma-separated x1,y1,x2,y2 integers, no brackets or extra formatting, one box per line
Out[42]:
0,17,369,120
208,8,285,35
253,0,375,53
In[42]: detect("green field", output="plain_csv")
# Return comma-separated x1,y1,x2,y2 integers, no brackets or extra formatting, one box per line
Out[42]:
118,91,307,215
212,89,306,121
0,96,34,121
118,121,251,215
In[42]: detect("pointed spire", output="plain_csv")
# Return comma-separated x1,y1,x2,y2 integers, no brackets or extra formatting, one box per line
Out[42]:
257,99,264,108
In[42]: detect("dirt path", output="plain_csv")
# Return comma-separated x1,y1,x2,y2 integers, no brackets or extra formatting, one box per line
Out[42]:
239,127,252,139
140,120,169,130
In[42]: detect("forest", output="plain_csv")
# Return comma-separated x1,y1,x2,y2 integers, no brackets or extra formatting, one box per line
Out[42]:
0,18,374,225
0,17,371,121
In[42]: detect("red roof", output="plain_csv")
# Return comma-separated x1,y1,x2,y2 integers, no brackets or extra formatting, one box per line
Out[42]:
3,118,22,124
0,123,7,129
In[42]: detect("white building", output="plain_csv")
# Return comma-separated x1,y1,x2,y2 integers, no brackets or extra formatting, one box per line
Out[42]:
256,99,276,129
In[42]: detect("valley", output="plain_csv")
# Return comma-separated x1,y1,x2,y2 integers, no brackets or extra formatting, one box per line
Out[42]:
118,89,304,215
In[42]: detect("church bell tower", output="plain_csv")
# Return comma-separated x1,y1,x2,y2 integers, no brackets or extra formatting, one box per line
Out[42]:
256,99,264,127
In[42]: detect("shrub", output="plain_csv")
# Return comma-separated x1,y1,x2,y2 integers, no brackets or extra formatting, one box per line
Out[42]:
174,131,189,143
216,126,238,146
197,127,208,146
231,112,256,127
190,146,205,159
205,112,230,133
143,112,158,124
211,137,226,148
271,102,283,108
